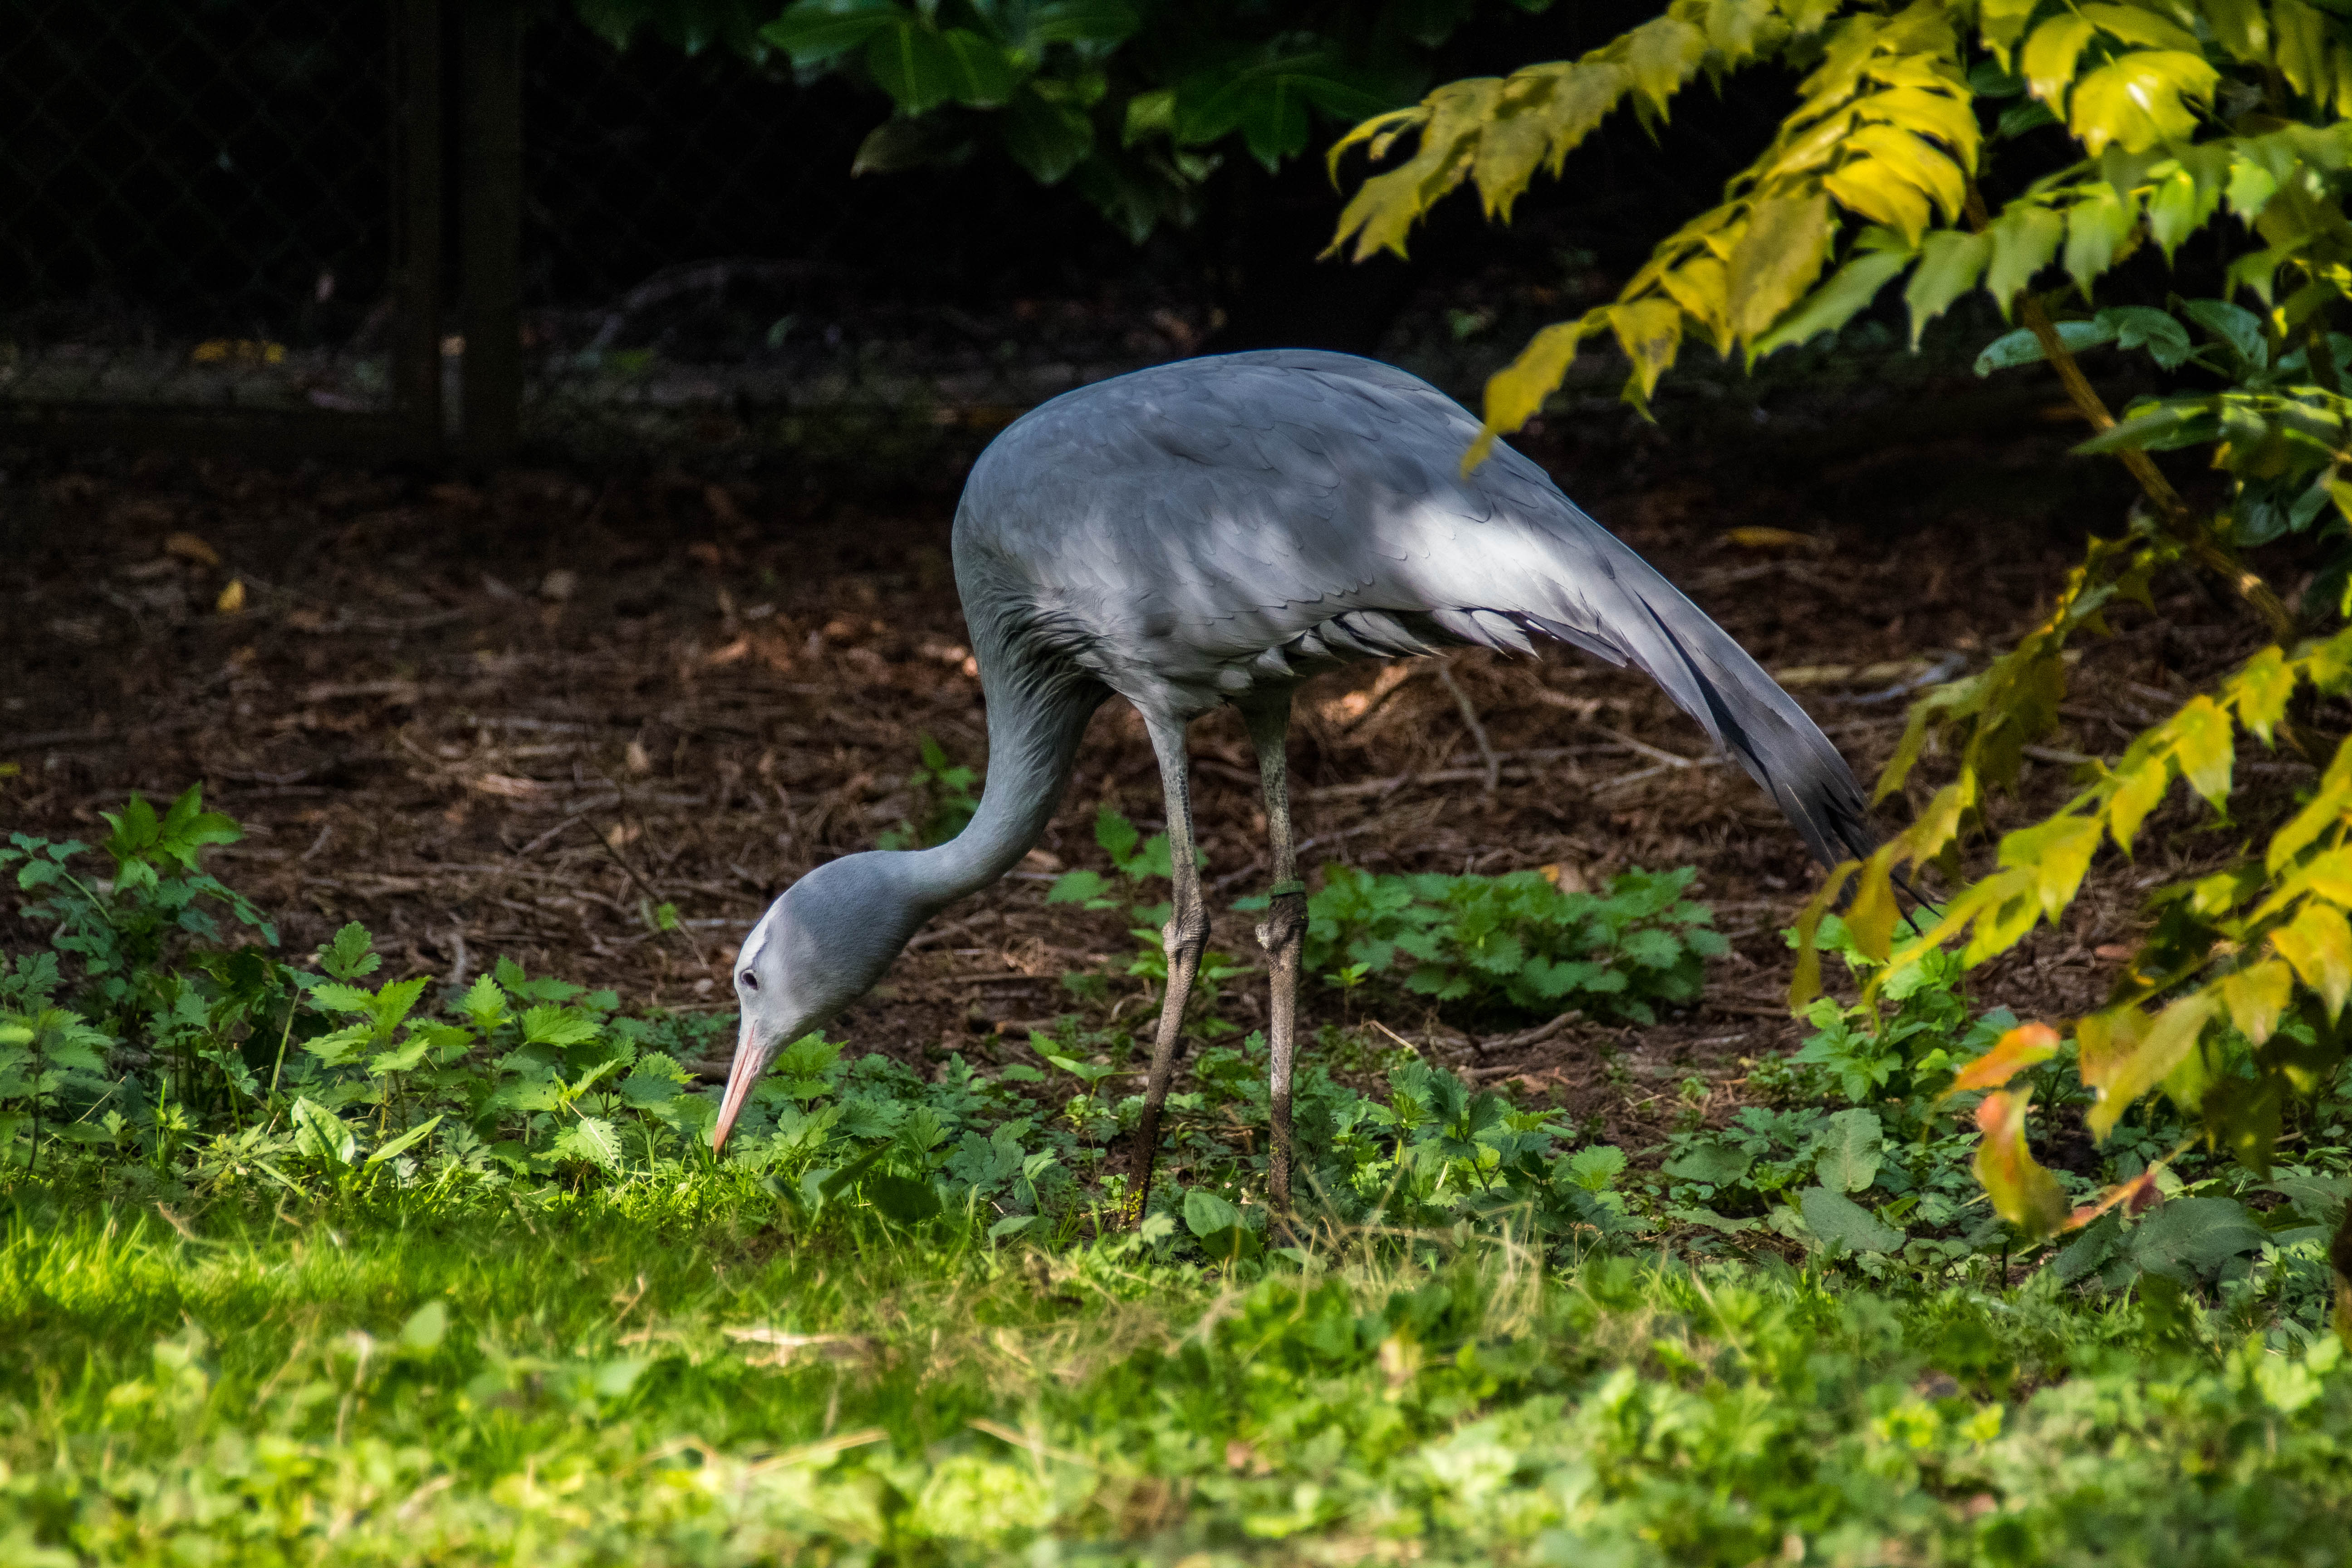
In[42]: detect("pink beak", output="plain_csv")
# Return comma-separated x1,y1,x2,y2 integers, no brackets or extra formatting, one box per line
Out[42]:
711,1013,766,1154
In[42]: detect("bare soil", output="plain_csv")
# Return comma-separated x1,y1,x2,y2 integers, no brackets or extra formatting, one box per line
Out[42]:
0,369,2303,1150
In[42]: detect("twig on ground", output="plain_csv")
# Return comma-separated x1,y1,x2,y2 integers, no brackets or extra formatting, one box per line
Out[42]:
1436,660,1500,795
588,824,708,968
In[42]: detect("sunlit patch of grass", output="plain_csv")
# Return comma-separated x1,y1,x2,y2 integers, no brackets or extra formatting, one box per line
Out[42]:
6,1187,2351,1565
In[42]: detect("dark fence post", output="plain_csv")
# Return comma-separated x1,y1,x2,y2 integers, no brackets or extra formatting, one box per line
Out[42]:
460,0,523,459
392,0,443,451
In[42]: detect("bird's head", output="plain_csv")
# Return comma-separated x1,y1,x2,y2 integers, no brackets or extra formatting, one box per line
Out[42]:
712,852,924,1152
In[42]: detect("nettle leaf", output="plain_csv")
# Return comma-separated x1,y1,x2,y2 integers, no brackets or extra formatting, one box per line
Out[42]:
317,922,381,980
1815,1108,1884,1193
522,1005,600,1049
554,1116,623,1170
1560,1143,1628,1192
2132,1194,2265,1282
1093,805,1140,867
290,1097,356,1166
309,983,379,1016
459,974,507,1026
1971,1088,2067,1238
1663,1140,1752,1187
1798,1186,1906,1254
1046,868,1112,905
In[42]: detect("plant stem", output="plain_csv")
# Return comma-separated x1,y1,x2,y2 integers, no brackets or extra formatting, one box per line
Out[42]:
1963,186,2295,640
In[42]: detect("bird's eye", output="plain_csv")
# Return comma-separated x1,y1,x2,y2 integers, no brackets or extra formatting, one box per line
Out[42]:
739,971,759,992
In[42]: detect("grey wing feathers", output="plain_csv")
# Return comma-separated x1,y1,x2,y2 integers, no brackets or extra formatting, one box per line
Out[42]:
957,350,1877,869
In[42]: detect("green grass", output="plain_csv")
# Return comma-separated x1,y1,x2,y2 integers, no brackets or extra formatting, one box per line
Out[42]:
5,1184,2351,1566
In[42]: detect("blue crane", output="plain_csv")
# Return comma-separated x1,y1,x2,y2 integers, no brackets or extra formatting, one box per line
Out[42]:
711,350,1873,1215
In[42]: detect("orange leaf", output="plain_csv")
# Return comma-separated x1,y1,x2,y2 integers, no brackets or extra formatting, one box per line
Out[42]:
2063,1168,2162,1231
1943,1021,2060,1098
1973,1088,2069,1239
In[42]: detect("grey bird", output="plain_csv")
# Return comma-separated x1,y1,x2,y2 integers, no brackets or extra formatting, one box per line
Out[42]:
712,349,1874,1214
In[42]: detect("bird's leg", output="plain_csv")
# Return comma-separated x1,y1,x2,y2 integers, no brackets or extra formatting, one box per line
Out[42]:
1127,716,1208,1226
1245,697,1307,1215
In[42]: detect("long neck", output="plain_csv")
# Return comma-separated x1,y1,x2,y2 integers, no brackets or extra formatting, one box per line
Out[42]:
908,630,1102,911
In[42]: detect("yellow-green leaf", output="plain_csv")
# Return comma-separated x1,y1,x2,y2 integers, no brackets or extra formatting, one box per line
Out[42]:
2069,51,2218,155
2220,958,2293,1044
1974,1088,2069,1237
1788,860,1859,1010
2107,743,2173,852
2064,183,2138,293
1984,202,2067,310
2144,158,2223,259
2275,0,2332,105
1857,86,1983,163
1609,297,1687,401
2266,738,2352,872
1658,254,1732,349
2166,694,2236,807
1754,246,1915,356
1824,160,1933,246
2199,0,2270,66
2022,13,2098,108
1904,228,1990,343
1622,15,1708,114
1845,851,1906,963
2080,3,2203,53
2087,991,2216,1141
1980,0,2039,64
1727,189,1836,345
1962,869,2045,965
1843,123,1967,221
2230,645,2295,744
1470,316,1598,468
2076,1006,2148,1098
1998,811,2106,918
2271,900,2352,1018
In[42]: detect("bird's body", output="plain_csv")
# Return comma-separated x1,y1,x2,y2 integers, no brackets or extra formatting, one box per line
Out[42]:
717,350,1875,1211
954,350,1871,863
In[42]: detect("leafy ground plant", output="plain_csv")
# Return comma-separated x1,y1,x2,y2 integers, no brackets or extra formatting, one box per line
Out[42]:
9,781,2352,1557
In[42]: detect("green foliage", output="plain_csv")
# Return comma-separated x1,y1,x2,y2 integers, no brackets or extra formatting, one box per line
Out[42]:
1,785,275,1038
740,0,1558,241
1279,862,1730,1024
876,733,982,849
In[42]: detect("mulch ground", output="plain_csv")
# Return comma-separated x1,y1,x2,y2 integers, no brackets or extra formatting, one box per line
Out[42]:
0,366,2307,1152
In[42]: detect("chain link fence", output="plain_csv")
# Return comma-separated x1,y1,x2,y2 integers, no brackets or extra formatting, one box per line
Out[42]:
1,0,440,453
1,3,1534,466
